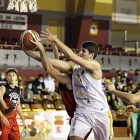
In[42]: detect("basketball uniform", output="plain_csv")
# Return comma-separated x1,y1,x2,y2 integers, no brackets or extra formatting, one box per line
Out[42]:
59,83,92,140
0,83,20,140
70,64,114,140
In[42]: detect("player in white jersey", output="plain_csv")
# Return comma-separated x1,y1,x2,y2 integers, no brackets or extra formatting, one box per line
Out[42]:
21,30,113,140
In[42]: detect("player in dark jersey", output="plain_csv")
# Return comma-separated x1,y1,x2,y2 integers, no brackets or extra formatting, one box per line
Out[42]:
0,68,27,140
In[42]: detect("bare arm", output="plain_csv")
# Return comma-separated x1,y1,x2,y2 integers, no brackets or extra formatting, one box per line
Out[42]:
41,29,101,72
16,90,27,130
20,42,73,72
105,82,140,104
52,36,59,60
30,34,72,90
40,50,72,90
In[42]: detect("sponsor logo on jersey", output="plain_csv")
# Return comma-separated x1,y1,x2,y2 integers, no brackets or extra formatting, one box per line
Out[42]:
77,91,90,104
72,128,75,131
78,91,84,97
9,92,20,110
74,83,88,90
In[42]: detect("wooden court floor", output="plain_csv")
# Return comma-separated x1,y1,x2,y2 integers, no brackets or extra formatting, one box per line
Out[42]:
21,137,134,140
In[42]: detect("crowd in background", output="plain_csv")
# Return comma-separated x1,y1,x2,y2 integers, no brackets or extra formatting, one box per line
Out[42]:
102,69,140,111
0,68,140,111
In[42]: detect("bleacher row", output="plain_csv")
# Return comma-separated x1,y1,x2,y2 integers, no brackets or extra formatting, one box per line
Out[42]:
0,37,138,56
21,94,65,111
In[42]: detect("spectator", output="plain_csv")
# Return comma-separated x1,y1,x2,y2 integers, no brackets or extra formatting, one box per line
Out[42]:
115,70,122,83
127,80,135,94
101,75,106,84
44,74,55,92
123,71,130,83
110,77,116,84
32,74,46,94
22,82,34,102
132,69,140,83
118,76,126,89
112,97,126,111
0,72,7,86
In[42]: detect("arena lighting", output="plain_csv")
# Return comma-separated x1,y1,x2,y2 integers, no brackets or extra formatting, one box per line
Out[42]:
7,0,39,13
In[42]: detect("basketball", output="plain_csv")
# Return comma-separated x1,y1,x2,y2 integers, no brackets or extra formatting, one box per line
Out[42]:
20,30,39,50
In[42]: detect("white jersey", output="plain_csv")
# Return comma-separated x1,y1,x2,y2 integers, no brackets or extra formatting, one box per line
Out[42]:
72,64,109,113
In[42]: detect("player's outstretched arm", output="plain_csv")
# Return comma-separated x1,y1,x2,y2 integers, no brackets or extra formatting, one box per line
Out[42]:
105,82,140,104
16,91,27,130
41,29,100,71
125,105,140,114
52,35,59,60
30,34,72,90
0,86,15,116
30,32,74,72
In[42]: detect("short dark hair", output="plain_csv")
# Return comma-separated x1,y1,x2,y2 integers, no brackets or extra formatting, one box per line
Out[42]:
38,74,44,78
6,68,18,75
123,71,127,74
81,41,98,59
121,76,125,79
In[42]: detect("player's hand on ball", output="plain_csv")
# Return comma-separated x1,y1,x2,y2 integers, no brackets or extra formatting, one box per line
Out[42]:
30,32,43,50
19,39,31,56
125,105,138,113
40,29,57,42
1,116,9,126
104,82,115,92
22,120,27,130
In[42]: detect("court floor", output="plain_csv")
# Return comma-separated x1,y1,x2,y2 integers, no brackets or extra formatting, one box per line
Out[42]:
21,137,134,140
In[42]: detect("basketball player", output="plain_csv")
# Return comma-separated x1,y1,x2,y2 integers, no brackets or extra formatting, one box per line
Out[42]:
0,68,27,140
25,31,113,140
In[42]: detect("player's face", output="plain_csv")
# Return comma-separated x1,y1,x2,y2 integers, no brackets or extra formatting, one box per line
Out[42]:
7,72,17,84
79,47,93,60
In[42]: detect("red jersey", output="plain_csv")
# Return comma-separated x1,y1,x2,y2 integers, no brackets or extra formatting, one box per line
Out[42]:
2,83,20,118
59,83,76,118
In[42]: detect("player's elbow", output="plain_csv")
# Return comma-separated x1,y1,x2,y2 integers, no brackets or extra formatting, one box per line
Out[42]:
129,96,136,104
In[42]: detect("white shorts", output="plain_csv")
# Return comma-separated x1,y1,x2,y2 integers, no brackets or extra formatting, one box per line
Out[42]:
70,110,114,140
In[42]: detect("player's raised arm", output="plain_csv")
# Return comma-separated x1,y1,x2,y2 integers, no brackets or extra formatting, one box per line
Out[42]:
41,29,100,72
30,33,72,90
52,35,59,60
105,82,140,104
19,38,73,72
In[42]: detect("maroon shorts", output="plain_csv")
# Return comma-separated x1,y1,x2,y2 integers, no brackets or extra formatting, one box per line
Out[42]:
0,118,20,140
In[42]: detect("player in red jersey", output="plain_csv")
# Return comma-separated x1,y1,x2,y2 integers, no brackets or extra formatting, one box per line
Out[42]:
0,68,27,140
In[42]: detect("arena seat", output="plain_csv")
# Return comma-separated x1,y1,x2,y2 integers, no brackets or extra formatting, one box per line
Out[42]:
41,95,53,101
53,94,62,101
55,104,65,110
20,104,31,111
31,104,44,111
54,99,64,105
43,103,55,110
